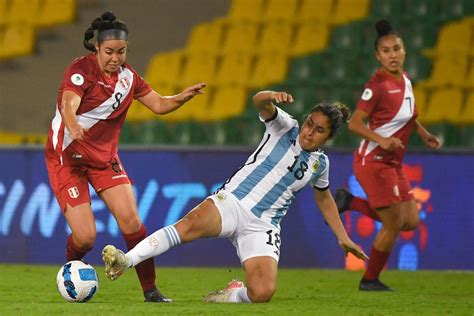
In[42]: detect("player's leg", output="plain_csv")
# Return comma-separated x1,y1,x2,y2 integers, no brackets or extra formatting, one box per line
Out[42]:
102,197,222,280
356,164,402,291
243,256,278,303
45,160,94,261
64,202,96,261
360,202,402,291
99,183,169,302
397,167,419,231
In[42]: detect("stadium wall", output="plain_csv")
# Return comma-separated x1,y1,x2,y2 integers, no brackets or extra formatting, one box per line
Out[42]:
0,148,472,270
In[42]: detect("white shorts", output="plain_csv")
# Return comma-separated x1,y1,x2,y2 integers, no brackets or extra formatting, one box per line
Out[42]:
208,190,281,264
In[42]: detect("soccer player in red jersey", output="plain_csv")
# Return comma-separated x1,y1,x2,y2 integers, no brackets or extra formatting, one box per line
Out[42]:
335,20,441,291
44,11,206,302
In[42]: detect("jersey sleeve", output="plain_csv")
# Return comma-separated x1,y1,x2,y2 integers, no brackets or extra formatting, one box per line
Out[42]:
311,155,330,190
259,107,297,134
356,82,382,115
60,62,92,98
133,73,152,99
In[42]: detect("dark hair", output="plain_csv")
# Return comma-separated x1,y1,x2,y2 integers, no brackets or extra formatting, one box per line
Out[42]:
83,11,128,52
374,19,401,50
306,101,350,138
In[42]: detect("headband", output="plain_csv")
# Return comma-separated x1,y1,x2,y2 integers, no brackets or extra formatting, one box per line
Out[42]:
97,29,128,42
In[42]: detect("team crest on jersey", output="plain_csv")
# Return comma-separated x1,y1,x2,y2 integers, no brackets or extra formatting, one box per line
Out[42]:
361,88,373,101
311,160,321,172
67,187,80,199
216,192,227,201
70,73,84,86
119,78,130,89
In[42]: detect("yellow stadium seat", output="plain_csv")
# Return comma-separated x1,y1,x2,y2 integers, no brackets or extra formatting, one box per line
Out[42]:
36,0,76,27
297,0,334,22
456,92,474,124
423,19,472,57
0,0,8,26
180,52,217,86
221,23,258,54
214,53,253,86
413,86,428,121
226,0,264,22
0,24,35,60
417,53,468,88
291,21,329,56
145,51,183,87
258,21,293,54
186,21,223,53
207,86,247,120
5,0,40,24
461,62,474,89
249,53,288,87
421,88,463,124
332,0,370,25
262,0,298,21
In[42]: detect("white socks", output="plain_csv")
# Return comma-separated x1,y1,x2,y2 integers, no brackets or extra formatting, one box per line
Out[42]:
228,287,251,303
125,225,181,267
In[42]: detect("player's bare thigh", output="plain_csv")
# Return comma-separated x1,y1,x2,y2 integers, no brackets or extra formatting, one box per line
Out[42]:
99,183,141,234
64,202,96,248
174,198,222,242
243,256,278,303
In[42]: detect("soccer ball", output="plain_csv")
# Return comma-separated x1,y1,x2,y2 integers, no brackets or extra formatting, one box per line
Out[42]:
56,260,99,302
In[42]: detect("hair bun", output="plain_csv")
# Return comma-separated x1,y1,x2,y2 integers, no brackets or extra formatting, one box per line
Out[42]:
375,19,392,37
101,11,116,22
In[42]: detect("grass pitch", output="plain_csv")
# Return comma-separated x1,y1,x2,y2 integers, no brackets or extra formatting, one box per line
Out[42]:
0,264,472,315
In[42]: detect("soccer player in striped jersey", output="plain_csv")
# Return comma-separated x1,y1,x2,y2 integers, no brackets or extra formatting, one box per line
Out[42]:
334,20,441,291
44,11,205,302
102,90,369,303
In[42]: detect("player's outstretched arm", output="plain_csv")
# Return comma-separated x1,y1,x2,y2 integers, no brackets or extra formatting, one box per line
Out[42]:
138,82,206,115
252,90,293,121
313,188,369,260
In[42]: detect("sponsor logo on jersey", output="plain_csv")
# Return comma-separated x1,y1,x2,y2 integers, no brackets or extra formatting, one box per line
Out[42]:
393,185,400,197
361,88,373,101
68,187,80,199
71,73,84,86
388,89,401,94
98,81,113,89
119,78,130,89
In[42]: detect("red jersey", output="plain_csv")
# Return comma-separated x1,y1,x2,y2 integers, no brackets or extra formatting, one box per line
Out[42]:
45,53,152,168
355,69,417,165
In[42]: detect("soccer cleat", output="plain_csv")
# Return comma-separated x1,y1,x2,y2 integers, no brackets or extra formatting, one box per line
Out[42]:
102,245,128,281
202,279,244,303
359,278,394,291
144,288,172,303
334,188,354,213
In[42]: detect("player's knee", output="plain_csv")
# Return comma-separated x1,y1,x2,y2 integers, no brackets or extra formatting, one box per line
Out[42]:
402,216,419,231
75,234,95,250
117,213,141,232
248,284,275,303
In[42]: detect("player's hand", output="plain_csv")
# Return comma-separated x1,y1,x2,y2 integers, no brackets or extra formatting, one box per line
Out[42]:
270,91,294,105
68,123,86,141
421,132,442,149
338,238,369,260
175,82,207,103
379,137,404,151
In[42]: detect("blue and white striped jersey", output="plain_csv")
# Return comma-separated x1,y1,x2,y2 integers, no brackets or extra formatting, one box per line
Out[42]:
222,107,330,228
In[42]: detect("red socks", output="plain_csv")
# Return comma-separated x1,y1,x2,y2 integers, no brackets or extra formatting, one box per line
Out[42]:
350,197,380,221
66,235,91,261
364,246,391,280
123,224,156,292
